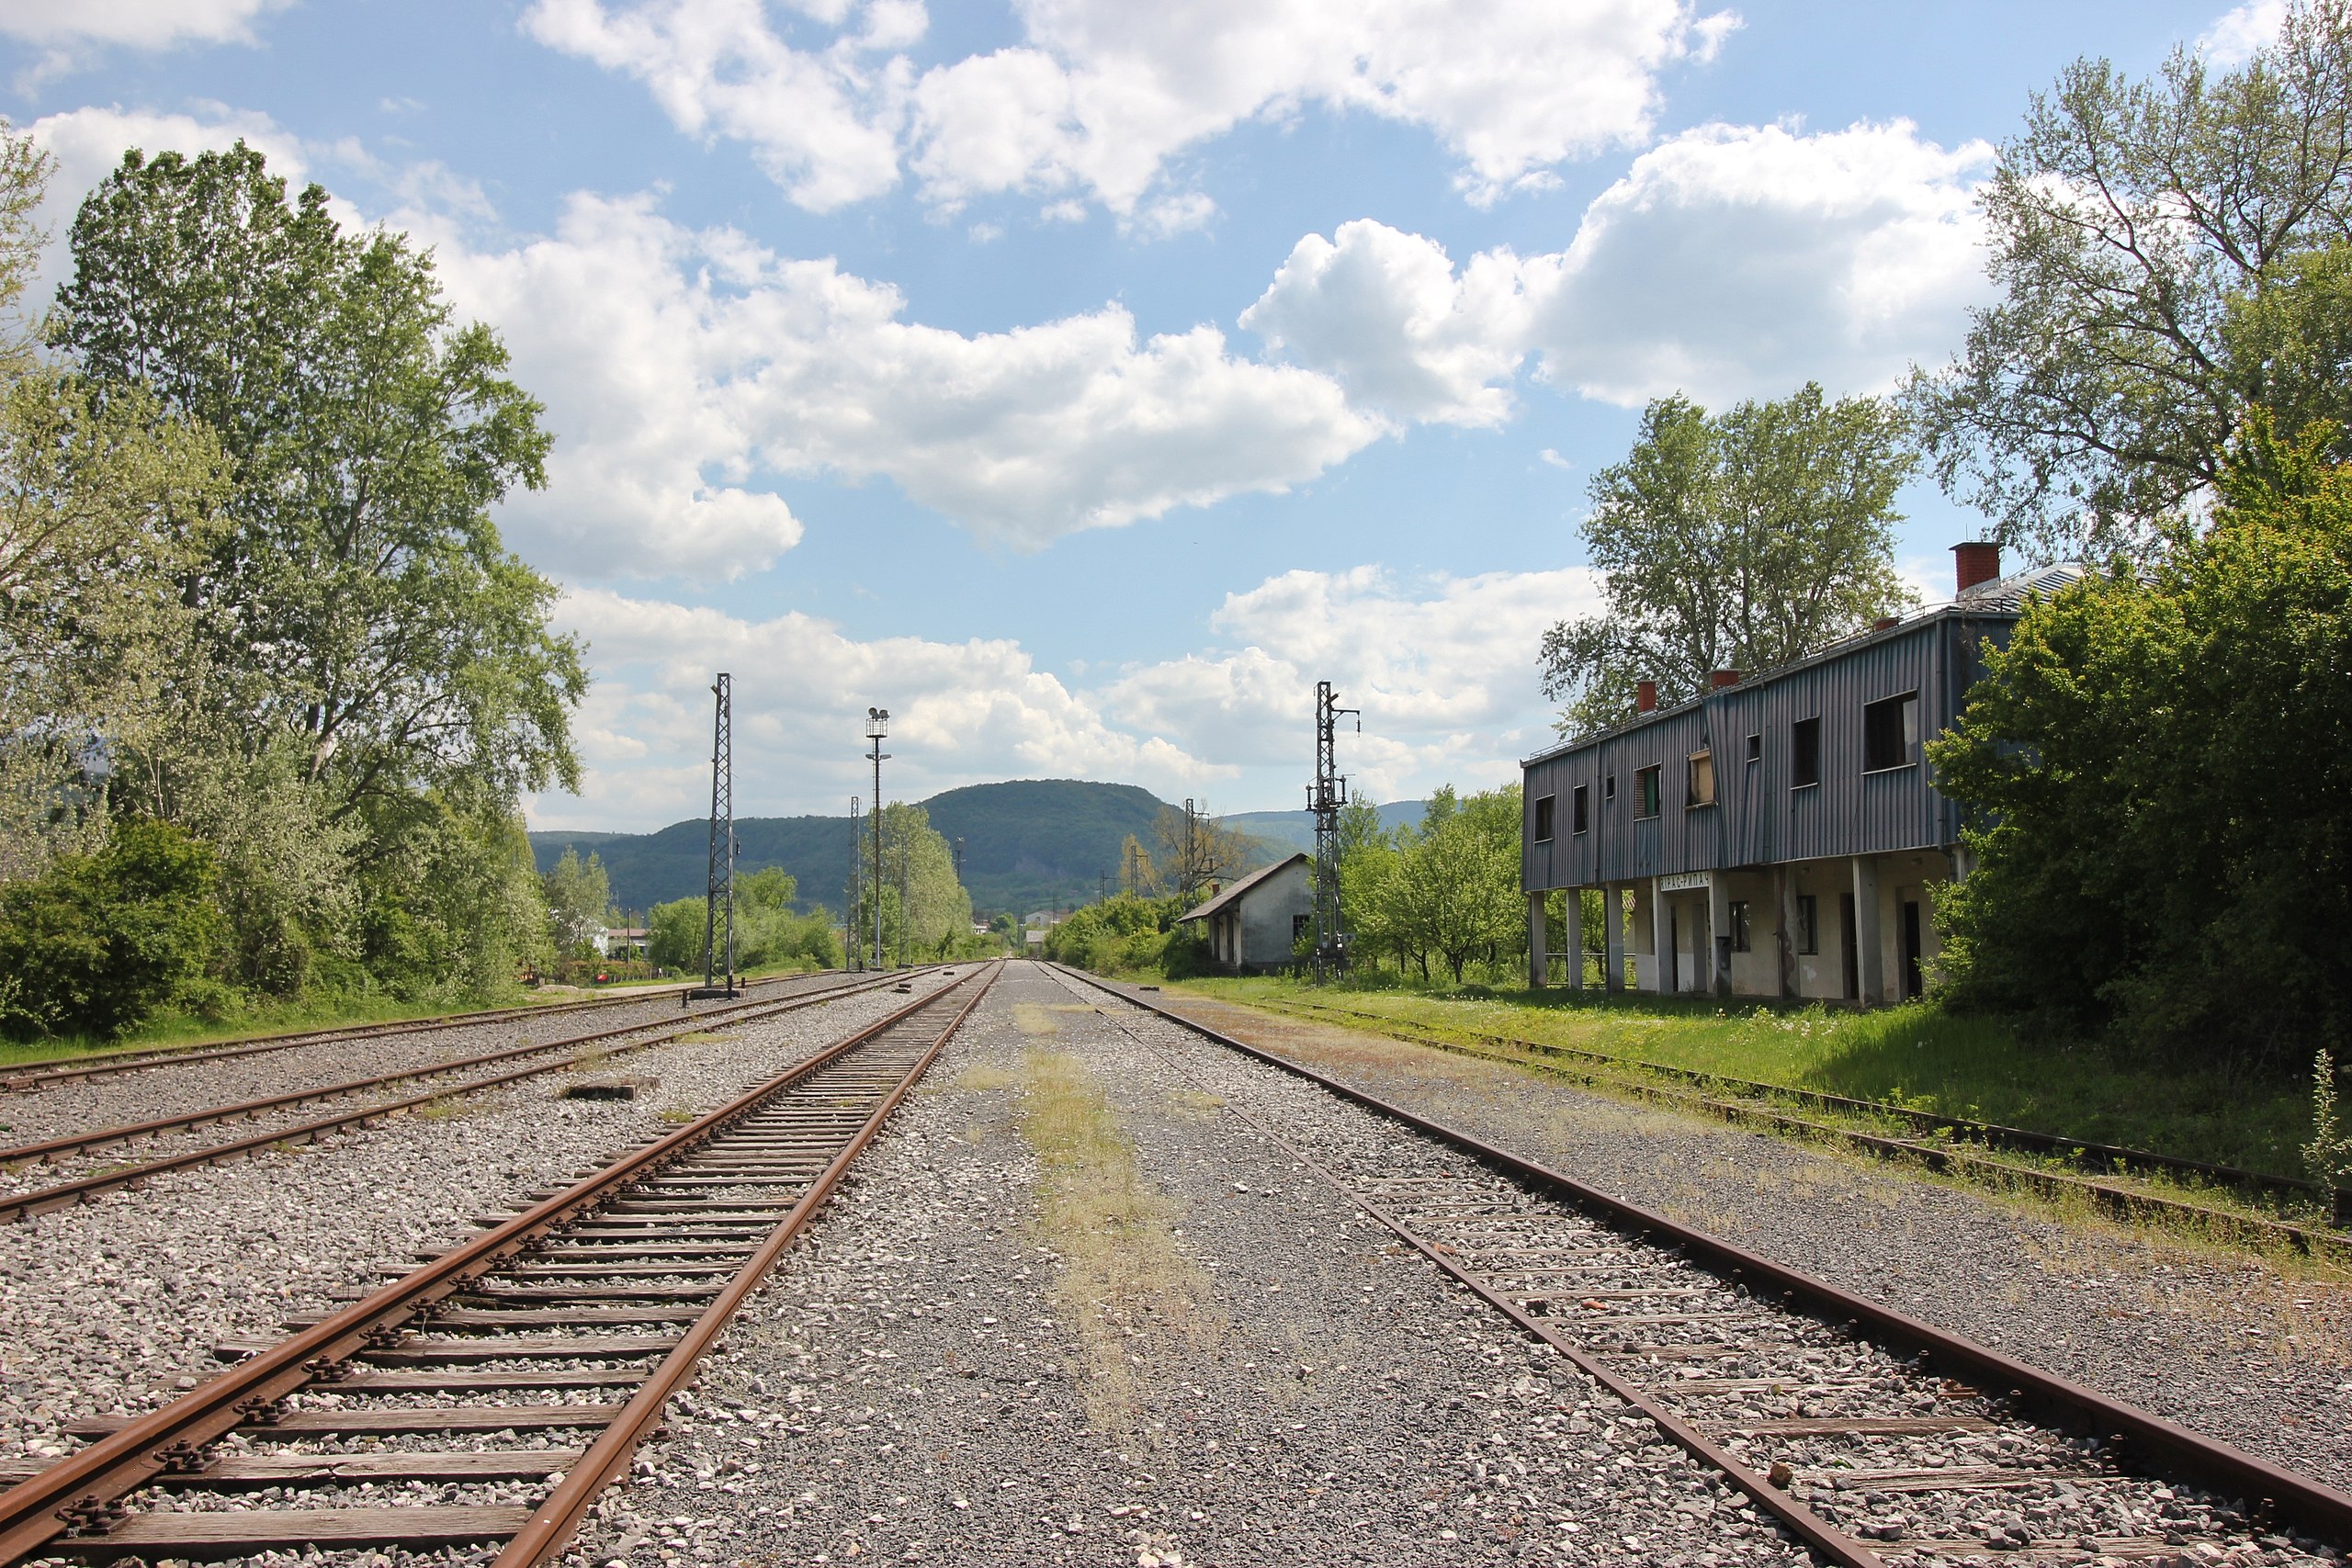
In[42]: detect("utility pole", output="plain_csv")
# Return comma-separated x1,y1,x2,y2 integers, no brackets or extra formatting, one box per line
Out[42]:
953,837,965,884
693,673,736,998
846,795,861,972
1181,797,1199,904
1306,679,1360,983
865,708,889,972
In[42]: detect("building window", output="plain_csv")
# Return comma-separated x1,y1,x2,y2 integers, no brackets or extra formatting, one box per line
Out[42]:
1533,794,1555,842
1728,900,1751,953
1572,784,1589,834
1604,774,1616,803
1792,716,1822,788
1747,732,1762,763
1293,913,1311,945
1686,749,1715,807
1634,764,1663,818
1863,691,1920,773
1795,894,1818,954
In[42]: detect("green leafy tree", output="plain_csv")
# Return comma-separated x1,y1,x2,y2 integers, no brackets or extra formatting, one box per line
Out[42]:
33,140,585,1005
51,141,585,843
1541,385,1917,737
0,121,230,884
0,818,224,1038
542,847,614,958
854,803,974,963
1910,0,2352,557
1932,414,2352,1060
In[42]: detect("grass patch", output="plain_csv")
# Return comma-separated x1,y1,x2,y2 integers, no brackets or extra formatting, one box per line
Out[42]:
1015,1048,1215,1434
1170,976,2318,1184
955,1062,1021,1091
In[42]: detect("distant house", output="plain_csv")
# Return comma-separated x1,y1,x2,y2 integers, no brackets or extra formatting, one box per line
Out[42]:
1177,852,1312,973
1519,544,2081,1005
595,926,650,960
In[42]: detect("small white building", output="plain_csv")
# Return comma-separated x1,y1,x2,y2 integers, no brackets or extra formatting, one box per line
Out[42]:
1177,853,1312,973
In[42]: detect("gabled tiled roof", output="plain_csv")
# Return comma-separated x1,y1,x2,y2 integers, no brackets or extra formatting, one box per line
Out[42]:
1176,852,1307,923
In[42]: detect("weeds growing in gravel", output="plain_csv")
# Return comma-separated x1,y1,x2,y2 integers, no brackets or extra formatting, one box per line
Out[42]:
1014,1048,1216,1435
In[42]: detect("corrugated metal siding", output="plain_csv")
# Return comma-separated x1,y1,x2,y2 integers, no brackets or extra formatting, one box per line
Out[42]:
1521,608,2018,892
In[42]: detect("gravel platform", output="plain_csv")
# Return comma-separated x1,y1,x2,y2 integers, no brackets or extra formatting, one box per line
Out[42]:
0,973,855,1156
0,971,958,1468
1136,988,2352,1501
568,962,1813,1568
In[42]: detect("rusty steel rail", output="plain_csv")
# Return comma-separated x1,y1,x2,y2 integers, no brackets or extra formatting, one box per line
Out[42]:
0,971,816,1094
492,962,1000,1568
0,966,937,1223
0,966,933,1167
0,963,999,1566
1054,963,2352,1558
1257,992,2352,1231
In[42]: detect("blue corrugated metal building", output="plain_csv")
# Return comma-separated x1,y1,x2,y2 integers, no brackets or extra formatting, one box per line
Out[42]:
1518,546,2080,1004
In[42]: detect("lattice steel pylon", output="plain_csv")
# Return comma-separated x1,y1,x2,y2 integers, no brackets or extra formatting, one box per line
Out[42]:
1306,680,1359,982
695,673,736,998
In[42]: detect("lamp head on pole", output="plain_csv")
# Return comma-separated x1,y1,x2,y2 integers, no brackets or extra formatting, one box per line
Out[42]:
865,706,890,740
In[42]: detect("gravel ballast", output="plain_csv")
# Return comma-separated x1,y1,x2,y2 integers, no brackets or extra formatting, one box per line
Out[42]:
1136,987,2352,1501
563,963,1812,1567
0,973,861,1157
0,971,957,1469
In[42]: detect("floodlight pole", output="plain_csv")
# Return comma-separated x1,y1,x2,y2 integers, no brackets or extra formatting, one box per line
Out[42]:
865,708,890,972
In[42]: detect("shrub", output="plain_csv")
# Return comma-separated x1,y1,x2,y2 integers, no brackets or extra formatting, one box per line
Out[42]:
0,818,225,1038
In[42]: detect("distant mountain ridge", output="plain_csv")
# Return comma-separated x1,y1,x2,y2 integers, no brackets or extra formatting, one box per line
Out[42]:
529,778,1299,918
1220,800,1429,854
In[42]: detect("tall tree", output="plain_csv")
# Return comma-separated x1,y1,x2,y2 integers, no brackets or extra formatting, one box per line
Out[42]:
1931,414,2352,1062
1540,385,1917,737
541,847,613,957
51,142,585,838
1910,0,2352,558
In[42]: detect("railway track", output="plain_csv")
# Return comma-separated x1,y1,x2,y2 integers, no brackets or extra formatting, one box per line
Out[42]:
0,961,1000,1567
1,973,820,1095
0,966,941,1223
1049,964,2352,1567
1227,992,2352,1251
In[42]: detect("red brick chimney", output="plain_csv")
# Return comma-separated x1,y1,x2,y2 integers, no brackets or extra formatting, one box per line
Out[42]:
1709,669,1742,690
1634,680,1657,713
1952,541,2002,596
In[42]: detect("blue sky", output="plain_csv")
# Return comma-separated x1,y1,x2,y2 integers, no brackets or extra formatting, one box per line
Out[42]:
0,0,2268,829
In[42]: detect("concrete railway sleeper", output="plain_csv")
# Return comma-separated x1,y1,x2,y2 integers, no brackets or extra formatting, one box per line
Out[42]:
0,961,1002,1567
1047,963,2352,1568
0,967,945,1223
0,972,831,1096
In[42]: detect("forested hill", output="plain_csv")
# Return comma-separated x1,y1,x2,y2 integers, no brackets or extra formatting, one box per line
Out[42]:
1222,800,1429,853
528,779,1278,918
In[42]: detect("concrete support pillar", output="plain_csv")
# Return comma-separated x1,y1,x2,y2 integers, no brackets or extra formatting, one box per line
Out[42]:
1850,855,1884,1005
1774,866,1798,999
1650,877,1672,993
1562,887,1585,991
1603,885,1625,993
1528,890,1548,990
1707,876,1733,998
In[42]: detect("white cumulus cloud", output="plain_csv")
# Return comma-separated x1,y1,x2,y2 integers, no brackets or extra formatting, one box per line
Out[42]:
1101,563,1603,800
1530,118,1993,406
533,585,1221,830
1241,219,1546,426
0,0,292,50
414,192,1381,573
2200,0,2286,64
1244,120,1993,417
525,0,1736,220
